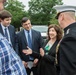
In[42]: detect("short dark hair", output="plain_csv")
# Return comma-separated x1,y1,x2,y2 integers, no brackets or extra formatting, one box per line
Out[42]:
0,10,12,20
21,17,30,25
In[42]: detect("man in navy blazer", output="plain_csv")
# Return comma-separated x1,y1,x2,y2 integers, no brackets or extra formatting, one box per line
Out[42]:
17,17,44,75
0,10,17,51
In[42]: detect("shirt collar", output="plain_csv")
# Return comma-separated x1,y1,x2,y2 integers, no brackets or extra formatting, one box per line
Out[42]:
24,29,32,34
1,23,8,30
64,22,76,34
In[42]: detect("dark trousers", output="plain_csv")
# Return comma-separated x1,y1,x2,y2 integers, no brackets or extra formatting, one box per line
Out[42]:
26,67,38,75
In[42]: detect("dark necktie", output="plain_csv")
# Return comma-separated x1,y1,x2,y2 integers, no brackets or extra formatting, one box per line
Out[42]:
4,28,8,40
27,31,33,60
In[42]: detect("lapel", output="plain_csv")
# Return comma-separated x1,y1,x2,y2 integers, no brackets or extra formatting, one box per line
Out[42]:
49,40,59,54
0,24,4,36
31,29,34,44
8,26,12,40
22,30,28,45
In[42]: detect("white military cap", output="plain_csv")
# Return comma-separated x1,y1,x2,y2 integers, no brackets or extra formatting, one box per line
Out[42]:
53,5,76,19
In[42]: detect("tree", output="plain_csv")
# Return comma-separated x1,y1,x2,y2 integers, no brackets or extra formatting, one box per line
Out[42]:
5,0,29,29
28,0,63,25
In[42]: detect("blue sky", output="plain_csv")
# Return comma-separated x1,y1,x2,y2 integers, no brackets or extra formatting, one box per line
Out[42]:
18,0,76,11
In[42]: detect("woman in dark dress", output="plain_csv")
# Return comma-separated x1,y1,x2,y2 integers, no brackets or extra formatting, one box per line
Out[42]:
23,24,63,75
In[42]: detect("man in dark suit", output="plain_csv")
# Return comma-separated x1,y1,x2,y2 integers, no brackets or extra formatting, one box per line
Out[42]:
17,17,43,75
54,5,76,75
0,10,17,51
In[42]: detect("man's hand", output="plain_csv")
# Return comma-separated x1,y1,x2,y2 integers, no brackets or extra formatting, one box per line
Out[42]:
22,61,28,68
23,46,32,55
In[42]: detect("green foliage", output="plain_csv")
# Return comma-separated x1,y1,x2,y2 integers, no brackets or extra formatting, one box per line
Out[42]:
4,0,63,28
28,0,63,25
5,0,29,28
